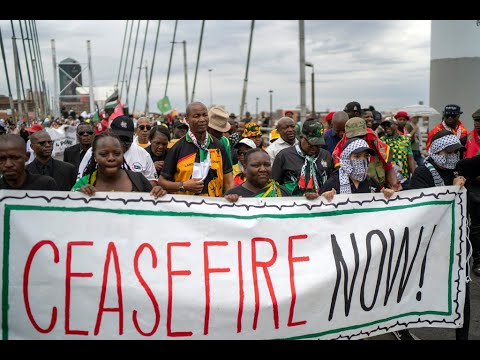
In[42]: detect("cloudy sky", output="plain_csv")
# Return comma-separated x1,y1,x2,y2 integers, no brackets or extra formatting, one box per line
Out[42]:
0,20,431,116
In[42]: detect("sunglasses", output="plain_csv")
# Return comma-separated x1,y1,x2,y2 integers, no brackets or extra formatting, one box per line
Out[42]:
78,131,94,136
138,125,152,131
35,140,54,146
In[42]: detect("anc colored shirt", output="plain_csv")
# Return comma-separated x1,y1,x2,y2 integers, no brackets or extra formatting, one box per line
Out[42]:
426,121,468,151
161,134,232,197
381,134,413,179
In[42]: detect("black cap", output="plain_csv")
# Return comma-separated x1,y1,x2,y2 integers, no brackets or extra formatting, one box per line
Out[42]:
443,104,462,115
343,101,362,113
110,115,134,140
174,119,189,128
372,110,382,124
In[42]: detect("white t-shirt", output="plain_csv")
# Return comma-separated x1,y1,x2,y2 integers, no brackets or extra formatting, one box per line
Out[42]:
77,142,157,182
266,137,298,164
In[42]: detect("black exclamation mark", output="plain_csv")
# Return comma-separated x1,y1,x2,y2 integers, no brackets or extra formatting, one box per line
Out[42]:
416,225,435,301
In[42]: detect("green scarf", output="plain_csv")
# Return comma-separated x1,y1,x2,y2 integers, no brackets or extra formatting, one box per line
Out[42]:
254,179,283,198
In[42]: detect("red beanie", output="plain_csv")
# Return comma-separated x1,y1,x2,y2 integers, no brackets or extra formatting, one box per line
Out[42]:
394,111,409,120
325,111,335,122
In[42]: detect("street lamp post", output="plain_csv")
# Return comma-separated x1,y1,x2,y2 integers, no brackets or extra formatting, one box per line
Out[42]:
305,62,315,118
208,68,213,107
269,90,273,123
256,97,259,119
171,40,189,109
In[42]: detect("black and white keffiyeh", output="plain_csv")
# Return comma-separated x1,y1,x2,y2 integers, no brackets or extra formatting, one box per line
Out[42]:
339,139,370,194
425,134,461,186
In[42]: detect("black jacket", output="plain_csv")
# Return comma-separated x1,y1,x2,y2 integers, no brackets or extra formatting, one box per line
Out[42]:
63,143,89,174
27,158,77,191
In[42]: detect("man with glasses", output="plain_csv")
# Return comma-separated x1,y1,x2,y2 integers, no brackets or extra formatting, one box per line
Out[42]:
0,134,58,190
77,116,157,186
64,123,95,175
272,119,333,197
26,130,77,191
426,104,468,152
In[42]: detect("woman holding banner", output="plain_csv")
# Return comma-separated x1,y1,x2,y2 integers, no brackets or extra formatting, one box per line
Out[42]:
320,138,396,202
224,148,290,202
72,132,167,198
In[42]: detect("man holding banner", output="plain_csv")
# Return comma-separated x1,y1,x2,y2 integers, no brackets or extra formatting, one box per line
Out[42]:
159,101,234,196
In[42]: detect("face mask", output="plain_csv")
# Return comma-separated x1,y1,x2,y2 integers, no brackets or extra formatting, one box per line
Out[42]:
350,159,368,181
431,152,459,169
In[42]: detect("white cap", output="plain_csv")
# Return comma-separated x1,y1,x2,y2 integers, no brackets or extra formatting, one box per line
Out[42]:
234,137,256,149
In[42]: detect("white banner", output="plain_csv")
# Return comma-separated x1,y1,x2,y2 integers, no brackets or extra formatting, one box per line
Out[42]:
46,125,77,158
0,186,467,340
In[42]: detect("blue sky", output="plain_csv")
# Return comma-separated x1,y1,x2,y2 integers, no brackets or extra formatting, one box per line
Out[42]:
0,20,431,116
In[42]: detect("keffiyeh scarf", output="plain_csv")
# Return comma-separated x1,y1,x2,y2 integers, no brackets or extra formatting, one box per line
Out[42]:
425,134,461,186
295,144,321,194
339,139,370,194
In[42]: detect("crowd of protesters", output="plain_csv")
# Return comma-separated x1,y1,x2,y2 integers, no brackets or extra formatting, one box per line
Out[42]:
0,99,479,341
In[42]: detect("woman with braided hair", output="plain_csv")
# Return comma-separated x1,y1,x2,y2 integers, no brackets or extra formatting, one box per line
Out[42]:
224,148,290,202
72,131,167,198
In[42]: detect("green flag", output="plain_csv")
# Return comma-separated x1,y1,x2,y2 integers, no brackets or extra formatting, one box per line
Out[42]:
157,96,172,114
92,109,100,124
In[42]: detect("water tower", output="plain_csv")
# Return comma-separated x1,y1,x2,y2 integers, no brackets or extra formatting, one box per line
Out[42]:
430,20,480,130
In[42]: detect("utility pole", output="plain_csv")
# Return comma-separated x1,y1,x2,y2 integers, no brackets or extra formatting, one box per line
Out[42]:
208,69,213,107
298,20,307,125
239,20,254,120
147,20,162,114
19,20,38,120
50,39,59,118
116,20,129,90
256,97,259,119
133,20,149,114
172,40,189,109
10,22,29,118
87,40,95,114
144,61,149,115
191,20,205,103
0,27,16,120
305,62,315,117
164,20,178,98
12,39,23,121
25,20,42,117
269,90,273,122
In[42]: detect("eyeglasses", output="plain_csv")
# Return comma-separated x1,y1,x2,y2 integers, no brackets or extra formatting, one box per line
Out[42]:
35,140,54,146
237,151,247,157
138,125,152,131
78,131,94,136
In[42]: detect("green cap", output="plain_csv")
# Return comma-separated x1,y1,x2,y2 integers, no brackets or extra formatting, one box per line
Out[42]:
302,119,325,145
472,108,480,120
345,117,367,138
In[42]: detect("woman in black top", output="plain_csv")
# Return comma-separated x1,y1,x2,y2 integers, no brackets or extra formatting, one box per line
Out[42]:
146,125,171,176
224,148,290,202
73,132,167,198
